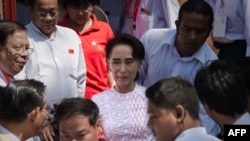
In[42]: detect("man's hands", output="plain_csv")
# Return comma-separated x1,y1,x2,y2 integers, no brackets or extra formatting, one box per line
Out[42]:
40,114,55,141
40,123,55,141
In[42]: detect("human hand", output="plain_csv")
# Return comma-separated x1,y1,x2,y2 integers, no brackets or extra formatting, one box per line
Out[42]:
39,122,55,141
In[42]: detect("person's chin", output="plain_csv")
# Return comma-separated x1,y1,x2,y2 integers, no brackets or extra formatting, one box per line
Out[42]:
17,63,25,70
42,26,55,34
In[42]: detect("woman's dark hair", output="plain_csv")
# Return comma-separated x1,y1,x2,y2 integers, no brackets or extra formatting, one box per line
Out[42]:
106,34,145,61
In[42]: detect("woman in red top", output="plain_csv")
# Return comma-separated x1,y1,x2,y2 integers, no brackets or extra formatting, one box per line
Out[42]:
58,0,115,99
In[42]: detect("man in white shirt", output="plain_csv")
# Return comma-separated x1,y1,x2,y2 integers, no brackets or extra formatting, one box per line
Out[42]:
0,80,48,141
138,0,220,136
122,0,187,39
0,21,31,86
23,0,86,108
19,0,87,140
205,0,249,61
135,0,186,39
195,60,250,140
146,77,221,141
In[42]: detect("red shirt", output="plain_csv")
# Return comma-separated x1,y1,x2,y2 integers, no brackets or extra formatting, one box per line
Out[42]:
58,14,114,99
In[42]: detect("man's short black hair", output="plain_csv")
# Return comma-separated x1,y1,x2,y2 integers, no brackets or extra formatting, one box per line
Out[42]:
0,79,46,122
146,77,199,119
56,98,99,127
178,0,214,28
195,60,248,118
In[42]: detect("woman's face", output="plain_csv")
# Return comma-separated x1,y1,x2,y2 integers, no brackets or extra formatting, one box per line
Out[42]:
108,44,141,91
67,4,93,25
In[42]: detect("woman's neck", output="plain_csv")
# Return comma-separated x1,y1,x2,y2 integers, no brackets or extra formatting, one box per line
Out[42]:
114,83,136,94
68,18,92,33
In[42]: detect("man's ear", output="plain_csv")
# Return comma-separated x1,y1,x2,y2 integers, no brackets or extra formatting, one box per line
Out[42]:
175,20,180,34
203,102,213,117
174,105,185,123
175,20,180,28
28,5,33,15
29,107,40,121
206,26,213,38
95,119,102,133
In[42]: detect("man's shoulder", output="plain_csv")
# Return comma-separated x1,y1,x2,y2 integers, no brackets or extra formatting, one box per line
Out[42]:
141,28,176,45
55,25,78,35
141,28,176,51
55,26,81,42
202,43,218,60
143,28,175,39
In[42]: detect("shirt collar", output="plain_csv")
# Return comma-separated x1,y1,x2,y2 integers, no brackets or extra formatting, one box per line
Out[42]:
234,112,250,125
175,127,207,140
30,22,57,40
59,14,101,35
164,29,209,65
90,14,101,30
0,125,20,141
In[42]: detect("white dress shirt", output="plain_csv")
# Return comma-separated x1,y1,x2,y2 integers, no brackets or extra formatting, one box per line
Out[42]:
19,22,87,107
243,0,250,56
0,125,20,141
175,127,221,141
138,28,220,136
234,112,250,125
134,0,179,38
209,0,246,43
138,28,217,86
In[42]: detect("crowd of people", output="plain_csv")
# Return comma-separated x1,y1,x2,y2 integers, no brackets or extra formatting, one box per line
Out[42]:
0,0,250,141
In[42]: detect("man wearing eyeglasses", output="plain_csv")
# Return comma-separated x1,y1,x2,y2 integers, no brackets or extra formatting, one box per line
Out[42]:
17,0,87,140
0,21,32,86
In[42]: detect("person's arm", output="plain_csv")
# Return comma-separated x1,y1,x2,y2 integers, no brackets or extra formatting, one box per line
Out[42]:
39,126,54,141
39,114,55,141
77,39,87,97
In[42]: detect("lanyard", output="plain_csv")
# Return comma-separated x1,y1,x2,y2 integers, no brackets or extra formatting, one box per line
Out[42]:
133,0,141,22
125,0,141,22
1,70,11,83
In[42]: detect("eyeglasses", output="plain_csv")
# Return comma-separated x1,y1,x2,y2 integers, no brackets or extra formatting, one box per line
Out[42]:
36,10,58,20
67,6,93,14
12,46,34,55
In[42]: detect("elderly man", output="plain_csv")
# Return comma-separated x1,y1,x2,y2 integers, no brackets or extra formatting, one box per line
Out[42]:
0,21,32,86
